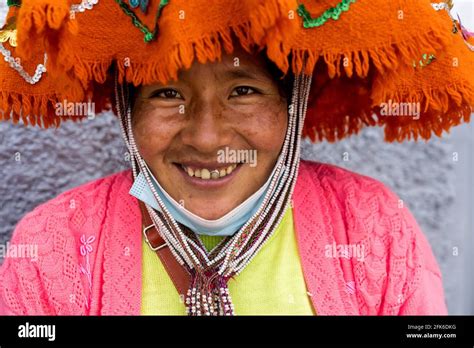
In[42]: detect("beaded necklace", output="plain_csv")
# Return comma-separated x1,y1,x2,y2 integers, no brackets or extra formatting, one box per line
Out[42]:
115,71,312,316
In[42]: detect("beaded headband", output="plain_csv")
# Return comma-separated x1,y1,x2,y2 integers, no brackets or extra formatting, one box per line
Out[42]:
0,0,473,142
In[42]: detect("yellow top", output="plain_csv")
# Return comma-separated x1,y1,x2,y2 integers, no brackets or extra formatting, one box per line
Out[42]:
141,207,315,315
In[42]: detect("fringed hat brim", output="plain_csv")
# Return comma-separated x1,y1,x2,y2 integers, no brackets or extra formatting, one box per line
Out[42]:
372,32,474,142
1,0,473,141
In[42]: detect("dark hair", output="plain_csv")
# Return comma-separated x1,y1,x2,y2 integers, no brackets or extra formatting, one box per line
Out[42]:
262,52,294,105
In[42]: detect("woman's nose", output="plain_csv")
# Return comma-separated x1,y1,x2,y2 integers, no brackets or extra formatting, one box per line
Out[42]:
180,99,232,154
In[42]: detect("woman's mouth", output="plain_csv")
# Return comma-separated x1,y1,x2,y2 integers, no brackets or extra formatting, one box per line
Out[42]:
174,162,243,188
180,164,238,180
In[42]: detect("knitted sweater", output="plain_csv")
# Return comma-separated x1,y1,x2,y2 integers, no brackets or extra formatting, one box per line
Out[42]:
0,160,448,315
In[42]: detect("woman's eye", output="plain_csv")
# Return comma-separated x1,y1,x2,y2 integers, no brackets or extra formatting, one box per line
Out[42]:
151,89,182,99
231,86,258,97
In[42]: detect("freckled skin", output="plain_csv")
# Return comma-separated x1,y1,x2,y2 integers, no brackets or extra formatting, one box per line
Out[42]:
132,46,288,220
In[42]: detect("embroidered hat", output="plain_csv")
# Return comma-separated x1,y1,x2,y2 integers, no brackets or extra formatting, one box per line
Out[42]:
0,0,473,141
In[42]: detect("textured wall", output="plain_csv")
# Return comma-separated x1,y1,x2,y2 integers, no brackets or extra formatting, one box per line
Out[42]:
0,2,472,314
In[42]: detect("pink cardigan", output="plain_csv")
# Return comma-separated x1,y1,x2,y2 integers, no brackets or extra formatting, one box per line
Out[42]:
0,160,448,315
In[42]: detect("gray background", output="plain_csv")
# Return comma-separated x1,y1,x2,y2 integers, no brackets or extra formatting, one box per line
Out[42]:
0,2,473,314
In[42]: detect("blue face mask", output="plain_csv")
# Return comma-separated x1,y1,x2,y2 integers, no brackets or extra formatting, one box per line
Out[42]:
129,163,285,236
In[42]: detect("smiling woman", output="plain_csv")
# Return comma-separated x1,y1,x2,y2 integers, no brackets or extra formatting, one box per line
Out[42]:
131,46,289,220
1,0,472,316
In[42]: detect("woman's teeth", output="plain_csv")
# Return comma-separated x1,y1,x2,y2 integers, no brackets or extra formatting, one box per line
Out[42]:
181,164,238,180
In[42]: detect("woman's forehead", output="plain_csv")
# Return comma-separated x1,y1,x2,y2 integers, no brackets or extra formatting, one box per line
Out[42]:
179,55,272,83
142,50,274,88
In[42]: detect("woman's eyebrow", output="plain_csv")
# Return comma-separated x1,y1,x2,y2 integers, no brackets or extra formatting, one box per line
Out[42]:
219,67,270,82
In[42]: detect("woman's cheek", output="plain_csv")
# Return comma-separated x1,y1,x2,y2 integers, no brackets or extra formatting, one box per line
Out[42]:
232,102,287,153
132,105,183,158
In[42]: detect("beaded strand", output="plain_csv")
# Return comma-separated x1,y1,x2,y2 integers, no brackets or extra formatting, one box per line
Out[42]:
231,75,312,275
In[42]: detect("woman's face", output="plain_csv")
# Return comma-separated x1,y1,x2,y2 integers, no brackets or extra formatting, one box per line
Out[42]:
132,47,288,219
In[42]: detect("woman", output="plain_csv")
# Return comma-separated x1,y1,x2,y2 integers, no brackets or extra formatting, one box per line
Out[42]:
1,0,472,315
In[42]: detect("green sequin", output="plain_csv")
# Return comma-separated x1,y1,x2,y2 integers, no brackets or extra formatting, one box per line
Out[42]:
297,0,356,29
7,0,21,7
413,53,436,68
116,0,169,43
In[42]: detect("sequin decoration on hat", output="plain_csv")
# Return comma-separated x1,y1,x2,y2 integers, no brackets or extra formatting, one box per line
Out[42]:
116,0,169,42
0,16,17,47
128,0,150,13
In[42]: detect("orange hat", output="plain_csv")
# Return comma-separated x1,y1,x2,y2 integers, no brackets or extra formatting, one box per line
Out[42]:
285,0,474,142
0,2,112,127
0,0,473,141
